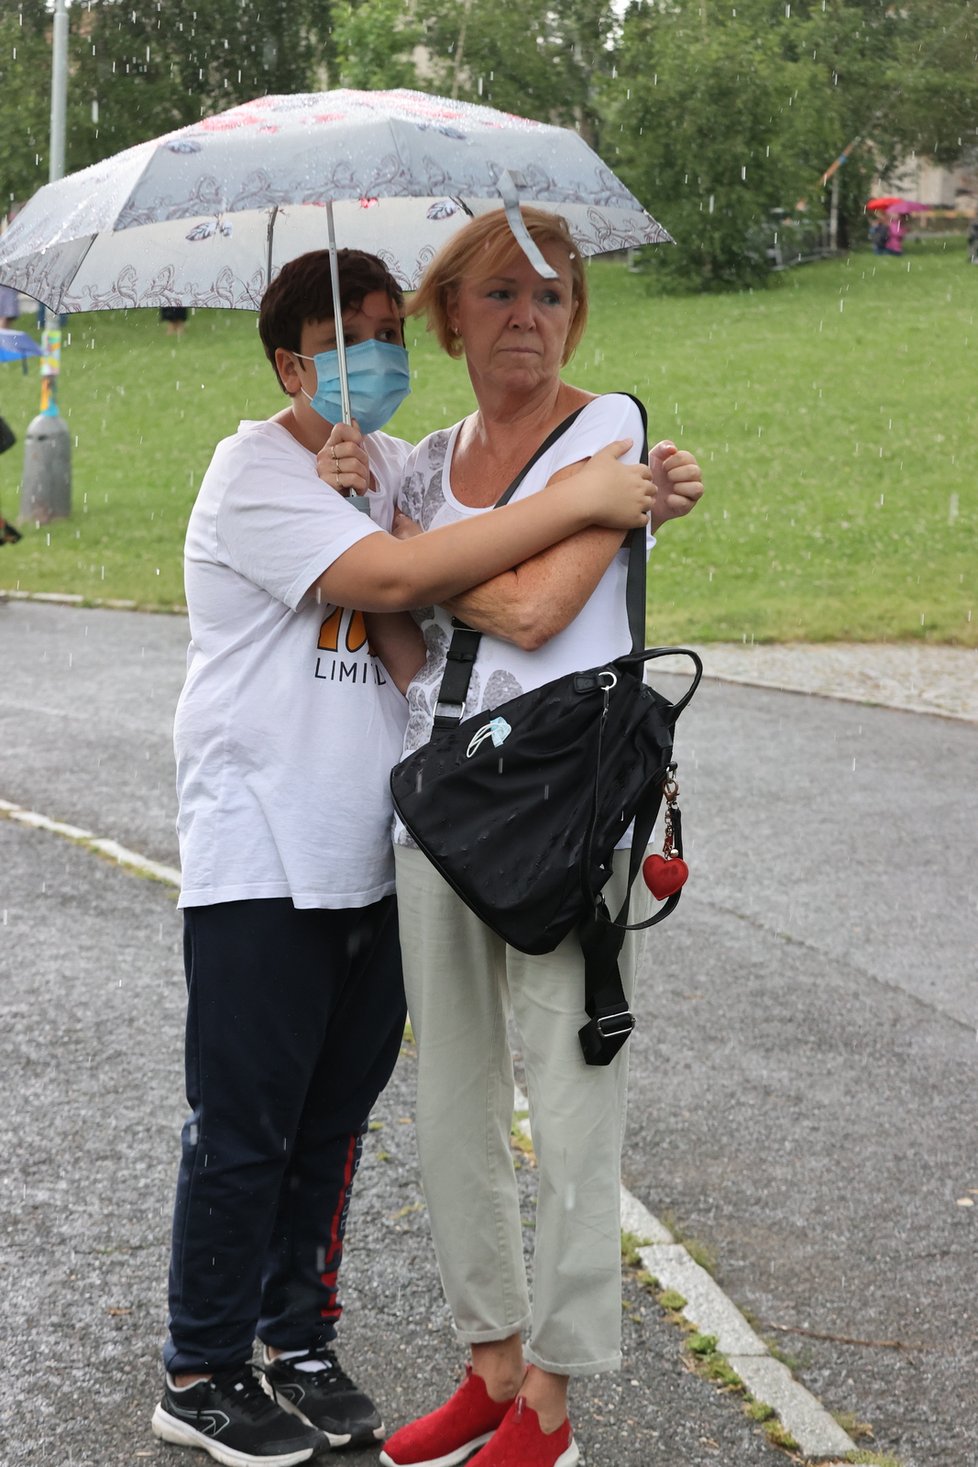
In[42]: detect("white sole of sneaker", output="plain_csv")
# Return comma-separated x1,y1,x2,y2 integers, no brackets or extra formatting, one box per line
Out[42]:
377,1432,494,1467
260,1372,386,1447
151,1403,319,1467
556,1437,580,1467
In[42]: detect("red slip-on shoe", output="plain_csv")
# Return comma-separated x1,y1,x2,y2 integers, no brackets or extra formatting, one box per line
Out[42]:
379,1365,513,1467
467,1397,579,1467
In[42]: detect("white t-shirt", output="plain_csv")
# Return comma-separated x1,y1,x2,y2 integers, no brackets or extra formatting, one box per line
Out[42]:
393,393,653,846
174,417,411,909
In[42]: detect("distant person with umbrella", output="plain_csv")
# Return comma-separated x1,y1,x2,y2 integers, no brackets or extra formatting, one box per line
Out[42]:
153,245,657,1467
866,196,929,257
0,326,41,544
885,213,907,255
0,410,21,544
0,326,44,371
0,283,20,329
871,217,890,254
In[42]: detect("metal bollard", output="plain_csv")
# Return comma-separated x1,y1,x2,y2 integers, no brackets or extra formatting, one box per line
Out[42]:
20,412,72,522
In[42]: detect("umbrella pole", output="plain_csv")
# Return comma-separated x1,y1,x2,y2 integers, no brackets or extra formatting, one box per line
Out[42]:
266,206,279,294
326,201,352,426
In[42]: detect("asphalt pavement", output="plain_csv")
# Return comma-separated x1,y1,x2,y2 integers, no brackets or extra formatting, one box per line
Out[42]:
1,599,976,1467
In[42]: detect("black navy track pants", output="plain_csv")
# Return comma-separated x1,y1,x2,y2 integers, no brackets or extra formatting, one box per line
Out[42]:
163,895,405,1374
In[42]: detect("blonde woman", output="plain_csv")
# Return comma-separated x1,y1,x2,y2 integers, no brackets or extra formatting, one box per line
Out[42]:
378,209,703,1467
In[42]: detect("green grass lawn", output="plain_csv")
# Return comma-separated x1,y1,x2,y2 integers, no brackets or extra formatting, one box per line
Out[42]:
1,239,974,644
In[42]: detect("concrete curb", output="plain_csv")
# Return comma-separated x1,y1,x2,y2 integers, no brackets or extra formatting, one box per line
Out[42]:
4,793,857,1461
0,588,183,613
698,665,978,725
512,1100,856,1460
0,799,182,887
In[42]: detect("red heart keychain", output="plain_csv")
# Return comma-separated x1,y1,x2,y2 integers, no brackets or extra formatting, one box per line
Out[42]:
642,853,689,900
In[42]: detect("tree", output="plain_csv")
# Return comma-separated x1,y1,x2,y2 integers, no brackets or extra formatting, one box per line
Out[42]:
419,0,619,144
776,0,978,244
329,0,421,91
1,0,337,212
870,0,978,167
69,0,335,160
604,0,978,292
605,5,819,290
0,1,66,210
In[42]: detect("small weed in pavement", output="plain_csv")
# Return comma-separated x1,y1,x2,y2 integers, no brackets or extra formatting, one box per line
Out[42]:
832,1411,875,1443
620,1230,651,1268
845,1453,905,1467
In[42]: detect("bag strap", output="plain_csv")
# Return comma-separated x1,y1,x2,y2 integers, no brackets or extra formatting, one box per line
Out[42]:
432,404,586,728
606,648,701,929
433,395,648,728
493,405,590,508
577,647,701,1066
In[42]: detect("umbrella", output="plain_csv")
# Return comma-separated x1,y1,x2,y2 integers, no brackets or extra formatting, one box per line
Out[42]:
0,328,43,371
866,197,929,213
0,88,670,423
0,89,669,380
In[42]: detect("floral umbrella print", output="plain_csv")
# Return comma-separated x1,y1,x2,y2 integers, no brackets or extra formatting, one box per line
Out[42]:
0,88,671,315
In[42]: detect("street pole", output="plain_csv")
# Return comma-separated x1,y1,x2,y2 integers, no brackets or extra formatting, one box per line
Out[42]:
21,0,72,523
50,0,68,184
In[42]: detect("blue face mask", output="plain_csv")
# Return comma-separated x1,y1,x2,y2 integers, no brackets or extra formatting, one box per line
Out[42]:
296,338,411,435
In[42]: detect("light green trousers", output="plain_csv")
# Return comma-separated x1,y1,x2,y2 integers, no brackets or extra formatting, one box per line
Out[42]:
394,844,651,1376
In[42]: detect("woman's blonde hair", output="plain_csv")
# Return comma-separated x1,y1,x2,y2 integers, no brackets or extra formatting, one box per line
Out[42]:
409,207,589,365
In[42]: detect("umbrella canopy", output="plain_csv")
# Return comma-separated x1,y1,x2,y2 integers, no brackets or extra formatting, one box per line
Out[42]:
866,196,929,213
0,88,671,315
0,328,43,364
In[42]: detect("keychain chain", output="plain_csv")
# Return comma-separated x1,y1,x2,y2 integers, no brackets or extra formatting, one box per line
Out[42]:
662,765,679,858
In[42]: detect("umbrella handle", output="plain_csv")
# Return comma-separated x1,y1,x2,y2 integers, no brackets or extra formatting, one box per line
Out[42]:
326,200,352,426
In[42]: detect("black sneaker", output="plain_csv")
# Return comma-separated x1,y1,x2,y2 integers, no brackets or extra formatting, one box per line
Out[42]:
262,1347,385,1449
151,1363,326,1465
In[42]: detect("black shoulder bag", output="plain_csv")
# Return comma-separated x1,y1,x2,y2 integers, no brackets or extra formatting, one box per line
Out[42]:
390,399,702,1065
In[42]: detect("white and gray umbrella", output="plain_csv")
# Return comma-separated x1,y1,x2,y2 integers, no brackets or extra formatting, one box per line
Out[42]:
0,87,670,416
0,88,671,307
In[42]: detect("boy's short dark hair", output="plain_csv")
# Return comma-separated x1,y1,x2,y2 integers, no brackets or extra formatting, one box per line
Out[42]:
258,249,406,393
